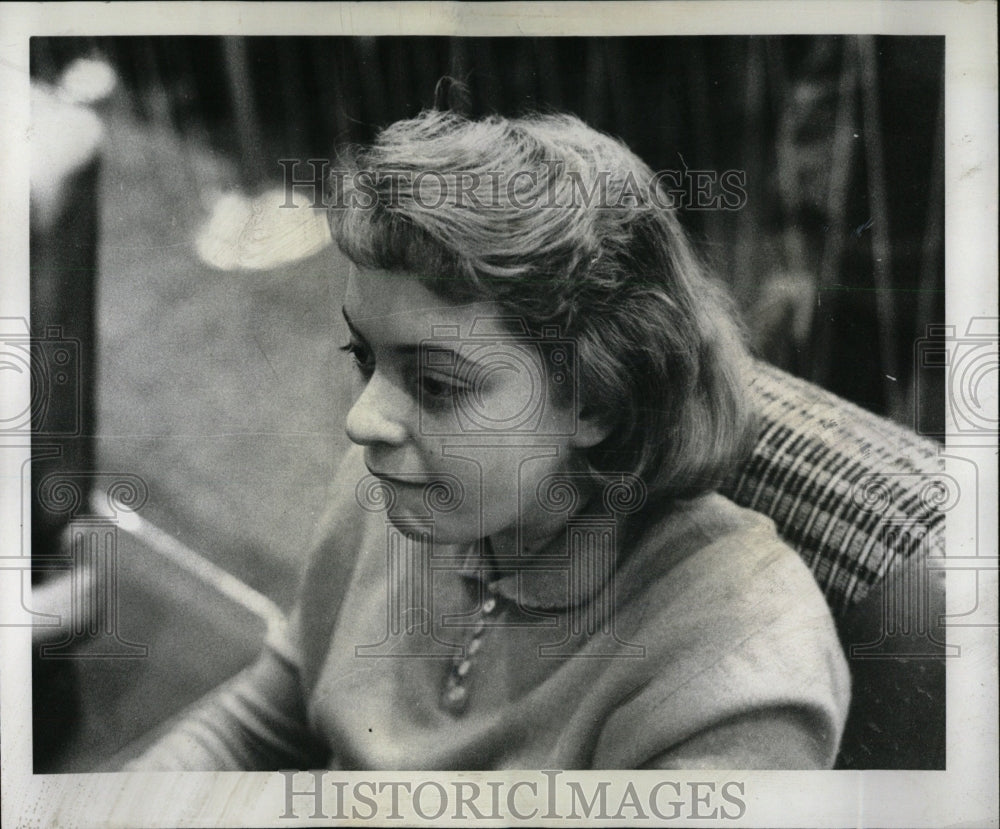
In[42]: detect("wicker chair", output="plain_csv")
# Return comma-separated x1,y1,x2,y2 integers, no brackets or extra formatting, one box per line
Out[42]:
721,360,947,768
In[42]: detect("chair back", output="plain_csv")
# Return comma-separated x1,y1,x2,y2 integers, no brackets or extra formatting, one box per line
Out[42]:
721,360,945,616
720,360,947,768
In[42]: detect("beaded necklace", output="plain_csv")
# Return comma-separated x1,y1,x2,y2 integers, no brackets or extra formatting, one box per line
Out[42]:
439,527,575,713
442,583,501,713
439,535,519,714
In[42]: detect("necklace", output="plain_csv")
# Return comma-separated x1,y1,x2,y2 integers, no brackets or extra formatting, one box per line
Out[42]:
439,530,568,713
442,585,502,713
441,540,507,713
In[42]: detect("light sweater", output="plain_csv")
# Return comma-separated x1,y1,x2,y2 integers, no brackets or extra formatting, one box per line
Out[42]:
129,446,850,770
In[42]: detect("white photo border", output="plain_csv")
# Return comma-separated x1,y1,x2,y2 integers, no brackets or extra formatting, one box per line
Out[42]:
1,2,996,827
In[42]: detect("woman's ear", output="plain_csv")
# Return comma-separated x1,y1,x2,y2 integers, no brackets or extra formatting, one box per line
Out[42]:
570,405,613,449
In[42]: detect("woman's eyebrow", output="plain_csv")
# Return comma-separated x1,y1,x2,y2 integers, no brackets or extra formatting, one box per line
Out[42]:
341,306,484,374
341,306,422,354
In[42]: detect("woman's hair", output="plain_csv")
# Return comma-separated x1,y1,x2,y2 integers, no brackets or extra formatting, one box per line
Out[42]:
329,109,755,499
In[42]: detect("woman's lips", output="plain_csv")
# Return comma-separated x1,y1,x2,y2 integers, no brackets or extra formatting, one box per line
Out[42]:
366,467,424,487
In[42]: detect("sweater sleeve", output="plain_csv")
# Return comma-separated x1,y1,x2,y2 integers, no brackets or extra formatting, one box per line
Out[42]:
641,707,834,769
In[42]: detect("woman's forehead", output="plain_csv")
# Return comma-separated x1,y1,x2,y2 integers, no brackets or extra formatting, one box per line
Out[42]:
344,265,506,341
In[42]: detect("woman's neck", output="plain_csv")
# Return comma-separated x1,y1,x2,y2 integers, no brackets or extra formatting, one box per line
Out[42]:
484,481,600,565
485,521,566,562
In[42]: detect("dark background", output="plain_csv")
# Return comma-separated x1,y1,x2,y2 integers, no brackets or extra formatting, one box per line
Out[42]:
28,36,945,771
31,35,946,421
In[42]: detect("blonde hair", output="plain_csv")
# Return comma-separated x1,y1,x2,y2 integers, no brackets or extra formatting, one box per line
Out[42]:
330,109,754,499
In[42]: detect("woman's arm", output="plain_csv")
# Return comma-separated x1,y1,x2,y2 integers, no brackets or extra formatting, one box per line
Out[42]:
640,707,835,770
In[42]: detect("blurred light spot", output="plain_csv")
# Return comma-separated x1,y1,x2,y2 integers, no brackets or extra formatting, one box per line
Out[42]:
58,58,118,105
30,84,104,229
194,188,332,271
750,270,818,347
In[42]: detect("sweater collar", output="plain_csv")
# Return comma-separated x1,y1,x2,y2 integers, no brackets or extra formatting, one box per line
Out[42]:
454,524,620,611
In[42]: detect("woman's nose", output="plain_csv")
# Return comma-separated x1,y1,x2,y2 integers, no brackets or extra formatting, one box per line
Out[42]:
344,373,410,447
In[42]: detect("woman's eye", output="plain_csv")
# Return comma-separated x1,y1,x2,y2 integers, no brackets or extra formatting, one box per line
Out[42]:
420,374,461,401
339,341,375,379
418,367,480,405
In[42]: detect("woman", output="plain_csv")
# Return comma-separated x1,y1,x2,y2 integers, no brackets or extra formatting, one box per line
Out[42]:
130,110,849,770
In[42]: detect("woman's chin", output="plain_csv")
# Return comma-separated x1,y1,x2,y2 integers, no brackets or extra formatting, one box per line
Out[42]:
382,507,470,546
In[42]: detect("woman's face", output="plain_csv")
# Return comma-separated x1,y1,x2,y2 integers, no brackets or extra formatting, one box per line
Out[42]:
342,266,607,553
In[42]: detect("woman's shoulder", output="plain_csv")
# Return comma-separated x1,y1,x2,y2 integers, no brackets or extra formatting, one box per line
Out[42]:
598,491,850,767
630,490,797,575
286,445,377,690
620,489,836,636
